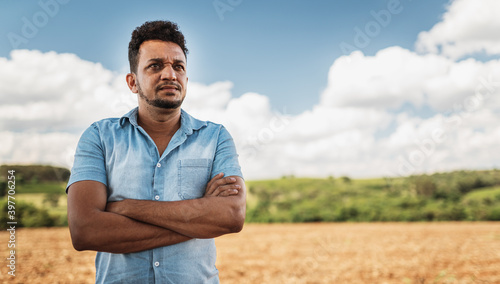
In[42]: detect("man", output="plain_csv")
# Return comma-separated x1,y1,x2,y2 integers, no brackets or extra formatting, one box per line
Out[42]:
66,20,246,283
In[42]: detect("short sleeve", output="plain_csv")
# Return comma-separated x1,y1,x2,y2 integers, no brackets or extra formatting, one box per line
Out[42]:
66,123,108,192
210,126,243,180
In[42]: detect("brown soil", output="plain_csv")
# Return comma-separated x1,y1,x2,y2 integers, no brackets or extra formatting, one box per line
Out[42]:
1,222,499,283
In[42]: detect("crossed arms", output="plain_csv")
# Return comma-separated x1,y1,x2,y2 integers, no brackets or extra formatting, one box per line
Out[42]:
67,173,245,254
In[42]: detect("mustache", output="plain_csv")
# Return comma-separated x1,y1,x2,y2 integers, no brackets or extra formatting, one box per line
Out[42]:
156,83,181,92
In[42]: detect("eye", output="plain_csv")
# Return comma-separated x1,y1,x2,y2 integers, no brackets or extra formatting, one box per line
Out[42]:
174,64,185,71
146,62,163,72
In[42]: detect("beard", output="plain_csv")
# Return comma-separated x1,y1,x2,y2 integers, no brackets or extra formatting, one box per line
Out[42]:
137,82,184,109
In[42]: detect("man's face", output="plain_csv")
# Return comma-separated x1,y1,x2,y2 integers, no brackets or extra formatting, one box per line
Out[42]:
128,40,188,110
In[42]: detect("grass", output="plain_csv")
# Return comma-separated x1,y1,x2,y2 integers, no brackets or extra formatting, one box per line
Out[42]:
15,181,67,194
462,186,500,205
15,193,67,216
245,172,500,222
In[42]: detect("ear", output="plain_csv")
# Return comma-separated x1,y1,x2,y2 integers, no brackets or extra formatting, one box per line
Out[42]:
126,73,138,93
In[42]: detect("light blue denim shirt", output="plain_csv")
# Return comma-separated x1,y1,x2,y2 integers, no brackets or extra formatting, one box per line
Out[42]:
67,107,242,284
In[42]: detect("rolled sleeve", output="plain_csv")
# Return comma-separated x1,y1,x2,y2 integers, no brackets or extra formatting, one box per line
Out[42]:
66,123,108,192
211,126,243,180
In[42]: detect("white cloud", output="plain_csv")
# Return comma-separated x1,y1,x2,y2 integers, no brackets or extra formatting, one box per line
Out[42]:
183,81,233,114
0,131,78,169
381,109,500,177
0,49,137,133
321,46,500,112
283,105,391,141
0,49,136,168
321,47,446,109
416,0,500,59
231,104,392,179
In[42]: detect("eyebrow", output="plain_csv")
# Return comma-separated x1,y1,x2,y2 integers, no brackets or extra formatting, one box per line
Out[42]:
146,58,186,64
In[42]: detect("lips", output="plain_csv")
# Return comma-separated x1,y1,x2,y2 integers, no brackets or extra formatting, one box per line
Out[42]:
157,83,180,92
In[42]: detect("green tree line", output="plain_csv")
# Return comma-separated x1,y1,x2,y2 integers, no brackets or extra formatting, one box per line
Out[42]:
246,170,500,222
1,165,500,227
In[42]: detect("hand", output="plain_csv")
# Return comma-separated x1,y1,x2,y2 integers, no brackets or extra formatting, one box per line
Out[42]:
204,173,241,197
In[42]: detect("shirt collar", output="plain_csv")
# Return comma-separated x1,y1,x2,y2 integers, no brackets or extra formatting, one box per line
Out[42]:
179,108,207,135
119,107,207,135
120,107,139,127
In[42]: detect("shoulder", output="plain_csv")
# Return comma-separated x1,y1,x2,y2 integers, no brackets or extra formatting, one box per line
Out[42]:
89,107,138,132
77,117,123,145
181,109,226,133
81,117,120,135
91,117,122,130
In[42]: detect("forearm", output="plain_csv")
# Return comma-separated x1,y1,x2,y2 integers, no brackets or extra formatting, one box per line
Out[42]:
111,195,245,239
69,207,191,253
67,180,191,253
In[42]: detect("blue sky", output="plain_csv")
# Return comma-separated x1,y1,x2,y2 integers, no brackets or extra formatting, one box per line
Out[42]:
1,0,449,114
1,0,500,179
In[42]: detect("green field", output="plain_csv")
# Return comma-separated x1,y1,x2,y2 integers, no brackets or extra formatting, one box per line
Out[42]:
14,181,67,194
1,165,500,227
16,193,67,216
245,171,500,223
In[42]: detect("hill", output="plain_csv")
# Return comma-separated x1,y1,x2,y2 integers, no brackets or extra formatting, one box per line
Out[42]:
1,165,500,227
246,170,500,222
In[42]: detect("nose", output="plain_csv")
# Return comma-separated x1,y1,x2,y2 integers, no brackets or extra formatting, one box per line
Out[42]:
160,65,177,81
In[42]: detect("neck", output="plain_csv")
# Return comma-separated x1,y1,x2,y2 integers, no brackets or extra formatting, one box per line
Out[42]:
137,104,181,137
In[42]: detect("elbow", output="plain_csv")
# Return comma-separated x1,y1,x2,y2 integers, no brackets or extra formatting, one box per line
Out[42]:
70,232,88,251
72,239,87,252
69,222,95,251
206,203,245,237
228,205,246,233
70,228,90,251
230,220,244,234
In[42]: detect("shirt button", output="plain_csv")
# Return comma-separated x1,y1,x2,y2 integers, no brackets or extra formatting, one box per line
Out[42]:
155,195,160,200
154,261,160,267
156,163,161,168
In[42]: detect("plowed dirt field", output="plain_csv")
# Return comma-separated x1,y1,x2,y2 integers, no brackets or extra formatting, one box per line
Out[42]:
1,222,499,283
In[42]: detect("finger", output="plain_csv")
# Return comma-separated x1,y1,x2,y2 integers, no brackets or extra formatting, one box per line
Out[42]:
205,173,224,195
207,173,224,188
212,176,237,189
218,183,241,191
208,177,237,196
206,174,236,195
217,188,239,197
212,183,240,197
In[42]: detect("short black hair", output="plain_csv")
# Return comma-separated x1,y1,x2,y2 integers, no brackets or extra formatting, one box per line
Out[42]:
128,20,188,73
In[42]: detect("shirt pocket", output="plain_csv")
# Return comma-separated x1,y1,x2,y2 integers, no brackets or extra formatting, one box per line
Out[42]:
177,158,212,200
